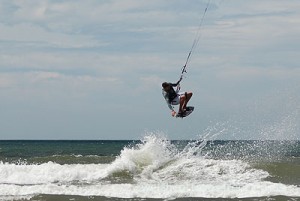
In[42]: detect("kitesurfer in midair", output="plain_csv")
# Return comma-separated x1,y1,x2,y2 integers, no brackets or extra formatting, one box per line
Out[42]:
162,77,193,117
161,0,210,118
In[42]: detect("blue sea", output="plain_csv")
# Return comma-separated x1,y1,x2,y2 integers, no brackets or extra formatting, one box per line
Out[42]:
0,135,300,201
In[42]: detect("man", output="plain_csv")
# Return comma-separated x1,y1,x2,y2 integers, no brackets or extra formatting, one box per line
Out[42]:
162,78,193,117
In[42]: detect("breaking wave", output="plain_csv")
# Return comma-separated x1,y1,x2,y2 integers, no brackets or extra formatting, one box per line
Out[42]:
1,133,300,200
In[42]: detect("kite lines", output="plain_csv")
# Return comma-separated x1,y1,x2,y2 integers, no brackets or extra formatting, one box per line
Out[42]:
180,0,211,80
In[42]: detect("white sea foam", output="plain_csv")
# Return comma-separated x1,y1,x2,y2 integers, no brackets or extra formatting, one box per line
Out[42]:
106,134,177,178
0,161,109,185
1,134,300,199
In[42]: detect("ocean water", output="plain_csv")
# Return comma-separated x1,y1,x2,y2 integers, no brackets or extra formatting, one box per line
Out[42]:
0,135,300,201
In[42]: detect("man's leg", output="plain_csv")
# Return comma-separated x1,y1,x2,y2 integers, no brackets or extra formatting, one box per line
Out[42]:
182,92,193,110
179,96,185,114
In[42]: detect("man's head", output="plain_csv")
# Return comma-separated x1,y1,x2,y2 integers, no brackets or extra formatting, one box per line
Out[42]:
162,82,170,91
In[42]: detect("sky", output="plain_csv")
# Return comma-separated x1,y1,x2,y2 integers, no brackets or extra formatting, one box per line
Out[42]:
0,0,300,140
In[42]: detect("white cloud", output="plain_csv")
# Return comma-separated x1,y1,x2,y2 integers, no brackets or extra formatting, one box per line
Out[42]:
1,0,300,139
0,73,16,89
216,66,300,80
0,23,104,48
0,71,121,96
137,75,164,93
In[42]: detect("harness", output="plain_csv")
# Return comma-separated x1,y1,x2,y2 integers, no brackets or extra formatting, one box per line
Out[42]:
167,86,178,103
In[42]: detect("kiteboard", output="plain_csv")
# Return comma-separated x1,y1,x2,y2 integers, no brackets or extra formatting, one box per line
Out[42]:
176,106,194,118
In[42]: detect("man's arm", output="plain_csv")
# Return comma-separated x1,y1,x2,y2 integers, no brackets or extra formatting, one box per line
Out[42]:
170,77,183,87
162,90,175,111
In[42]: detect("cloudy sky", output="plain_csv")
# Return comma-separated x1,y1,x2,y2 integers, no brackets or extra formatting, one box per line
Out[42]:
1,0,300,140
